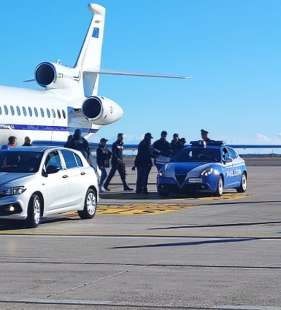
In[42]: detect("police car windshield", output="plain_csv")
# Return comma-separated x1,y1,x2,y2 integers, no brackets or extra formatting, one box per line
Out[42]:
171,147,221,163
0,151,43,173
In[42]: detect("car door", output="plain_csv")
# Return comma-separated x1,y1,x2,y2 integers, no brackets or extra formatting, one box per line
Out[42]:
221,147,235,187
60,149,86,207
228,148,243,187
42,150,70,212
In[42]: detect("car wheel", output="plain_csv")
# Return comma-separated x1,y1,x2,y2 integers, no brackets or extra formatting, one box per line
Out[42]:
25,193,42,228
157,186,170,197
237,173,247,193
78,188,97,219
215,176,224,196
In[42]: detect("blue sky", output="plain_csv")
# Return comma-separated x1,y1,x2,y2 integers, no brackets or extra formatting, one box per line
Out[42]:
0,0,281,144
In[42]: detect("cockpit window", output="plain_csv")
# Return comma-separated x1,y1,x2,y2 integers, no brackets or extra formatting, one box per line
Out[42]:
171,147,221,163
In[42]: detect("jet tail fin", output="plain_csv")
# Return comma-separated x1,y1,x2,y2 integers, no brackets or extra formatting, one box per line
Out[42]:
75,3,106,97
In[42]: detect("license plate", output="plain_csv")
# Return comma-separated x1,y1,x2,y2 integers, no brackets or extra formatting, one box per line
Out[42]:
188,178,202,183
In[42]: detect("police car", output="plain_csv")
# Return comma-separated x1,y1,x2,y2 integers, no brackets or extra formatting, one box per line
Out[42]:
157,141,247,197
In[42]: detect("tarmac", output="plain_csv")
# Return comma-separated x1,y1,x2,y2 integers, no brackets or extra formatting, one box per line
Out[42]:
0,158,281,309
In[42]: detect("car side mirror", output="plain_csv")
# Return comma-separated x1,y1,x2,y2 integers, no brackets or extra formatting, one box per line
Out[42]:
46,165,60,175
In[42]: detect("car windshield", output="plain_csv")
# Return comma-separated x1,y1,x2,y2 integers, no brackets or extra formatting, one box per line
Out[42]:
171,147,221,163
0,151,43,173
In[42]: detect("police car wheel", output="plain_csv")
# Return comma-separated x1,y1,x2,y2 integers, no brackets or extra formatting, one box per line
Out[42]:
237,173,247,193
157,186,170,197
78,188,97,219
215,176,224,196
25,193,42,228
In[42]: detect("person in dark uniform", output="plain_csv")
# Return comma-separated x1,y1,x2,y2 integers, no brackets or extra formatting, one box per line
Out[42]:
22,136,32,146
178,137,186,151
170,133,181,155
103,133,133,191
133,133,154,194
153,131,171,171
201,129,211,143
68,129,90,160
64,135,73,148
96,138,112,192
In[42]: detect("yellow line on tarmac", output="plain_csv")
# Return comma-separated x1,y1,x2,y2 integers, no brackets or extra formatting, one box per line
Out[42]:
96,204,194,216
198,193,248,201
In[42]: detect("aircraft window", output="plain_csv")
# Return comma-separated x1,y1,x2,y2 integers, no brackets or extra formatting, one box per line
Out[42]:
34,107,39,117
46,109,51,118
57,109,61,119
62,110,66,119
22,107,27,116
10,106,15,116
16,106,21,116
40,108,44,118
28,107,33,117
4,105,8,115
52,109,56,118
0,106,2,115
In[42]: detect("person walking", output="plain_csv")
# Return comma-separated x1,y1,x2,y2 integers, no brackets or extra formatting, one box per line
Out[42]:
103,133,133,191
96,138,112,192
68,129,90,159
153,131,171,171
134,133,154,194
22,136,32,146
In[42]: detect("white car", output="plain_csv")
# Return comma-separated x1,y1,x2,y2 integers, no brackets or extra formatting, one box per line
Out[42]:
0,146,99,227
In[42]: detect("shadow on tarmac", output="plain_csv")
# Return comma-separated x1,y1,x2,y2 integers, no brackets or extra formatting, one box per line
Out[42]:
101,191,214,200
0,216,79,231
150,220,281,230
112,237,257,249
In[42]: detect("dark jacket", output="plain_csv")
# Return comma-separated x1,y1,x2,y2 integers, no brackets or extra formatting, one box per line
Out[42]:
96,144,112,168
134,139,154,167
170,140,181,155
68,137,90,159
111,141,124,164
153,138,171,157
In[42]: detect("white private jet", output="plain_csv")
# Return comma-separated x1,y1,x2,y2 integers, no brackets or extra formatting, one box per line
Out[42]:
0,3,189,147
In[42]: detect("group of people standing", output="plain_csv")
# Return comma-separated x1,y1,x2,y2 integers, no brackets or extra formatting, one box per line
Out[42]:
1,136,32,149
96,129,211,194
1,128,212,196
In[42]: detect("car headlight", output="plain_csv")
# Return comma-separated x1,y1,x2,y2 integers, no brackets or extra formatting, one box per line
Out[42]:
201,168,214,177
158,165,174,178
0,186,26,196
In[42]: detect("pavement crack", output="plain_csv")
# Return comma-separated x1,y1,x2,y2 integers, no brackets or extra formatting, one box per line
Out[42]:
46,270,129,299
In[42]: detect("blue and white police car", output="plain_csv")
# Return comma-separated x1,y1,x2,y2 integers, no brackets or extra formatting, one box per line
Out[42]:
157,141,247,197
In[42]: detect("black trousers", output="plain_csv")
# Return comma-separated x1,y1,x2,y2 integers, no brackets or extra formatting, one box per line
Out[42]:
136,165,152,193
104,161,128,188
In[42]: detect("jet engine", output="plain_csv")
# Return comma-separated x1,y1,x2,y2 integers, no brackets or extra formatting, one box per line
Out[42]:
82,96,123,125
35,62,79,89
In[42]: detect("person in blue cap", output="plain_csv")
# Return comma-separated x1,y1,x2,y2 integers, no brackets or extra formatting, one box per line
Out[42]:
103,133,133,191
96,138,112,192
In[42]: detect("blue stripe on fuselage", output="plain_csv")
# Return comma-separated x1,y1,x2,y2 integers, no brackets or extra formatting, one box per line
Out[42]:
4,124,98,133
